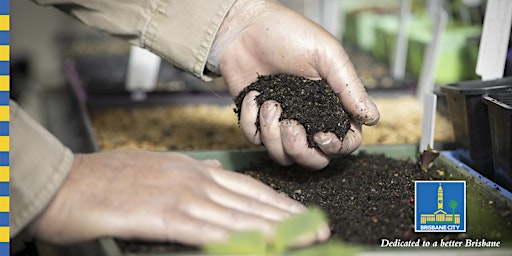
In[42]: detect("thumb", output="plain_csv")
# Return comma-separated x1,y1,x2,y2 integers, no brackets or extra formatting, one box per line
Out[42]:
317,44,380,126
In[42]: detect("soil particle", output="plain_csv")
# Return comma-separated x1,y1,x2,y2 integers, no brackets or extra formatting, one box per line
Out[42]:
234,74,351,148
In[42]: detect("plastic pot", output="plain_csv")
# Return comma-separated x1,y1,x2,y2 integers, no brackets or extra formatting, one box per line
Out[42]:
482,93,512,192
440,77,512,180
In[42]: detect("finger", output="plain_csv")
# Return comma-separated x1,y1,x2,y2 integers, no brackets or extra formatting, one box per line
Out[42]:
317,45,380,126
338,122,362,155
104,202,232,245
207,169,306,214
164,213,232,245
291,223,331,248
316,223,331,242
179,197,277,239
259,100,293,166
239,90,262,145
314,121,361,156
280,119,330,170
313,132,344,156
204,180,294,222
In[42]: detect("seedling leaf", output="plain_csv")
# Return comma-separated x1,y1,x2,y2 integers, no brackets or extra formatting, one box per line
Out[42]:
418,144,439,171
202,230,266,255
201,207,360,256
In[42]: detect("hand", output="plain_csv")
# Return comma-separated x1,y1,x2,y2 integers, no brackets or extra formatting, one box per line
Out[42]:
208,0,380,170
31,149,330,246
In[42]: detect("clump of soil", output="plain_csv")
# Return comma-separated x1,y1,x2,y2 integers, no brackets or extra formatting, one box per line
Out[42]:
234,74,351,148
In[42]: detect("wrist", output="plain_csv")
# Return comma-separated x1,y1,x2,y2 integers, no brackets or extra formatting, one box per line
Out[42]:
206,0,270,74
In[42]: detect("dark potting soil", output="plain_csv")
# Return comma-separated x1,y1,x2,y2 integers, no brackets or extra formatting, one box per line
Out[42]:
238,152,462,245
234,74,351,148
118,151,512,254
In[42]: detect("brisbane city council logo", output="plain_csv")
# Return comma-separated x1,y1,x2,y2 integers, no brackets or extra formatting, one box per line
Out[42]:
415,181,466,232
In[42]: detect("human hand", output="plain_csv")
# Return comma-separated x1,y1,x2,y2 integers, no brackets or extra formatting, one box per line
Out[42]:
207,0,379,170
31,149,330,246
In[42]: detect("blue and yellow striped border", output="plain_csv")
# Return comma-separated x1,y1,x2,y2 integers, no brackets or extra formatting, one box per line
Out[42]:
0,0,8,255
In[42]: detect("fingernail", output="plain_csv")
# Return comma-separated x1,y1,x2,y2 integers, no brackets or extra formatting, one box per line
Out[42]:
364,98,380,125
317,223,331,242
202,159,222,167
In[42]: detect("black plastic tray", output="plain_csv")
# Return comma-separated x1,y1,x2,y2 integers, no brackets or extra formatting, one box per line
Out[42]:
440,77,512,180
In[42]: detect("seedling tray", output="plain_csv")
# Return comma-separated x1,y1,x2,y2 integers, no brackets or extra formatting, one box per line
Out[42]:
37,145,512,256
440,77,512,179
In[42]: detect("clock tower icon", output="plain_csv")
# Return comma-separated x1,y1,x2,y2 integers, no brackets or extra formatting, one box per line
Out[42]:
437,183,443,209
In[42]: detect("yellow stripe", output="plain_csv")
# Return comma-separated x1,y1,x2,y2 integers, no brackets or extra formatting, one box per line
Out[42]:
0,227,8,242
0,76,8,91
0,197,8,212
0,137,7,151
0,16,9,31
0,46,8,61
0,106,7,121
0,167,8,182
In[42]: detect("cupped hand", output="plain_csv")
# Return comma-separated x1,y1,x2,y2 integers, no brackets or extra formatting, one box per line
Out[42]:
31,149,330,246
211,0,380,170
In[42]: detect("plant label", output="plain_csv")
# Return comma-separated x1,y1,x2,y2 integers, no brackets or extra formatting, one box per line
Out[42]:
476,0,512,80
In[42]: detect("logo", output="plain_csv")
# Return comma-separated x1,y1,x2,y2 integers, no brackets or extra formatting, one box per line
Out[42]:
415,181,466,232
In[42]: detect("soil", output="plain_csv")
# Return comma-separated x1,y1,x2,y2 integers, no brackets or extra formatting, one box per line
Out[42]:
117,151,512,254
90,105,261,151
234,74,351,148
238,152,460,245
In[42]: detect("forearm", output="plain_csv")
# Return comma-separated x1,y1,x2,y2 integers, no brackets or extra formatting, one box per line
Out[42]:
31,0,236,80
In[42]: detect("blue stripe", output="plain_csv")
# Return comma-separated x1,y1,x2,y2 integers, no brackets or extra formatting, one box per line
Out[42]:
0,31,7,45
0,183,7,196
0,212,7,226
0,62,7,75
0,243,8,255
0,153,7,166
0,122,7,136
0,0,8,15
0,91,7,105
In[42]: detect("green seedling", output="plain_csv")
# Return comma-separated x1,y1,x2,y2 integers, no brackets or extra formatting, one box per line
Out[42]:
418,144,440,172
202,207,361,256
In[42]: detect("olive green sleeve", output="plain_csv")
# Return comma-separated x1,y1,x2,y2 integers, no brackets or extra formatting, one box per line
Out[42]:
10,100,74,237
31,0,236,80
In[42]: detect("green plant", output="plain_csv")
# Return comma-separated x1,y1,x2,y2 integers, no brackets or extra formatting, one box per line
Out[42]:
202,207,361,256
449,199,458,223
418,144,440,172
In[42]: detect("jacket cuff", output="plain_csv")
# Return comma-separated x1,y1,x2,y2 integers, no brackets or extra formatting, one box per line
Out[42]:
10,100,74,237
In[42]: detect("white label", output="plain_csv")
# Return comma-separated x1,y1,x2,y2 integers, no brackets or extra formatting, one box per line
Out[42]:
476,0,512,80
125,46,161,92
420,92,437,152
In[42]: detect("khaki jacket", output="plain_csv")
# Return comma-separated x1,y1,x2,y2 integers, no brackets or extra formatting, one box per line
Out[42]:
12,0,235,240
